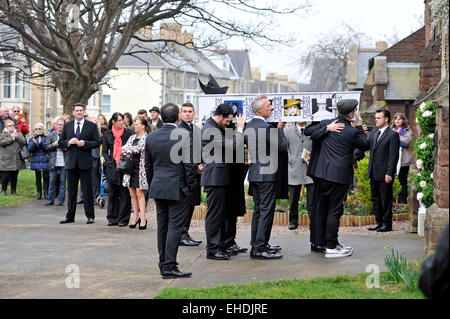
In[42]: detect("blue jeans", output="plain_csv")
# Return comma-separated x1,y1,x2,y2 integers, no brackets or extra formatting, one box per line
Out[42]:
48,167,66,204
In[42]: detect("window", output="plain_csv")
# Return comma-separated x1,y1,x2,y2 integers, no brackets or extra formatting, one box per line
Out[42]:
15,72,22,99
23,75,30,100
102,95,111,113
3,71,11,98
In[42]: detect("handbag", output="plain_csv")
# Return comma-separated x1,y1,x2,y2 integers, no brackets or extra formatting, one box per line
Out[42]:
19,146,32,160
117,154,133,175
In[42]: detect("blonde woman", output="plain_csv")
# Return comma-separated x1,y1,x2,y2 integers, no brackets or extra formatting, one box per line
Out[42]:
0,119,26,195
28,123,50,200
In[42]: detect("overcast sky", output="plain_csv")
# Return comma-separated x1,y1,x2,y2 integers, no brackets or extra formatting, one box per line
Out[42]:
228,0,425,83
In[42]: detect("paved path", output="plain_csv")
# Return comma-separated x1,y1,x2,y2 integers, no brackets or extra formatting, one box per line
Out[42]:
0,200,425,298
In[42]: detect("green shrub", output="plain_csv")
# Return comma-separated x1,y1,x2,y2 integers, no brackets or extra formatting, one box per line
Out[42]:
384,246,420,291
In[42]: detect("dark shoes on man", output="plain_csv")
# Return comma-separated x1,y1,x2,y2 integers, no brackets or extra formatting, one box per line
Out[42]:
289,224,298,230
179,235,202,246
162,267,192,279
368,224,382,231
60,218,74,224
311,243,326,253
86,218,94,224
206,251,230,260
368,224,392,232
250,250,283,260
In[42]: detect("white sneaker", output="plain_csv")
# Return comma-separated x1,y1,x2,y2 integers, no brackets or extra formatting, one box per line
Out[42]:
337,244,353,252
325,247,353,258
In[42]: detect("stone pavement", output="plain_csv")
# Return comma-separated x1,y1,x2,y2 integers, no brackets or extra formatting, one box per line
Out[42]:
0,200,425,299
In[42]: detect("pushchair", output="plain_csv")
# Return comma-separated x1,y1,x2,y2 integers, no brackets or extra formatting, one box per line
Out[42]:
96,163,108,208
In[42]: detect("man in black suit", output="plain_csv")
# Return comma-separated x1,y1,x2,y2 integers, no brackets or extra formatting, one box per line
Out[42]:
245,94,287,260
201,104,245,260
59,103,102,224
178,102,203,247
146,103,197,279
308,100,370,258
367,109,399,232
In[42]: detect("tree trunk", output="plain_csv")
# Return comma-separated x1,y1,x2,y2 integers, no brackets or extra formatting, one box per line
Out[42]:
58,71,97,116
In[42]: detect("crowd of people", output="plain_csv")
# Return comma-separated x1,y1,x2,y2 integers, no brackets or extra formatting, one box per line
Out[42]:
0,97,417,279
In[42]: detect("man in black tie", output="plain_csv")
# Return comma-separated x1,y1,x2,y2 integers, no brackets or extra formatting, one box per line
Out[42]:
178,102,203,246
145,103,197,279
59,103,102,224
367,109,399,232
245,94,287,260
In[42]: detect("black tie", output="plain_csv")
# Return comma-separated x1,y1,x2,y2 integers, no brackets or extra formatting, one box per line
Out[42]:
300,128,304,136
76,122,81,139
375,130,381,144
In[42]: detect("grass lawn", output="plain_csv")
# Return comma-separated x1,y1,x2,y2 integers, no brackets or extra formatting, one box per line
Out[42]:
155,272,425,299
0,169,37,206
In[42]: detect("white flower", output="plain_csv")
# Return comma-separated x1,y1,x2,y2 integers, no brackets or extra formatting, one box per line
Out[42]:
416,159,424,169
420,102,426,112
420,181,427,188
417,192,424,201
430,172,433,178
418,172,421,176
420,142,427,150
428,133,434,139
422,110,432,118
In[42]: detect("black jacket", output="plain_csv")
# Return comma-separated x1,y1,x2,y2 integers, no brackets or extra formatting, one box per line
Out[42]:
59,120,102,170
367,127,400,181
102,128,132,185
145,124,197,201
309,116,370,185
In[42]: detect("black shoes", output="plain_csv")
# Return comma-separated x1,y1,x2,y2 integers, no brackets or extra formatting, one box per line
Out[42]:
44,202,54,206
139,220,148,230
162,268,192,279
129,218,140,228
77,199,84,204
311,243,326,253
368,224,382,231
10,190,17,195
107,222,118,226
36,193,42,200
180,238,199,246
289,224,298,230
60,218,74,224
250,251,283,260
188,236,202,245
206,251,230,260
266,244,282,252
86,218,95,224
226,244,248,254
377,225,392,232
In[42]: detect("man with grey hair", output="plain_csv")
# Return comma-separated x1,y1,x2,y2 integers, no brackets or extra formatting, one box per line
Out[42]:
44,117,66,206
244,94,287,260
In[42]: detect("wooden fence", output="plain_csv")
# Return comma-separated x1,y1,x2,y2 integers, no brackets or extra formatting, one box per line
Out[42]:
192,206,409,227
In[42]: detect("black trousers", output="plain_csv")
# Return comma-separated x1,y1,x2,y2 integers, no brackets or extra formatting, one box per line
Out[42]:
397,166,409,204
250,181,276,253
180,205,196,241
34,170,49,196
288,183,314,226
309,177,324,246
370,179,394,227
205,186,228,254
315,178,349,249
155,193,188,272
106,183,131,225
66,165,95,220
1,170,19,193
220,190,238,250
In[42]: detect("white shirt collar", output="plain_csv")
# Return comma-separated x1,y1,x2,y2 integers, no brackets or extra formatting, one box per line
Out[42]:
379,125,388,135
253,116,266,122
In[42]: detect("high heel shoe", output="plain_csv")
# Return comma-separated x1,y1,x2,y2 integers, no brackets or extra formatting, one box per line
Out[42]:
129,218,140,229
139,219,148,230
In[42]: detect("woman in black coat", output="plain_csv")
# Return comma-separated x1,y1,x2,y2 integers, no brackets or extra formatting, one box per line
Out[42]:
102,112,132,226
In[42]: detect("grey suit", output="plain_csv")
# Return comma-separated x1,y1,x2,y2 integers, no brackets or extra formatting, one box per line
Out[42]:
284,125,314,227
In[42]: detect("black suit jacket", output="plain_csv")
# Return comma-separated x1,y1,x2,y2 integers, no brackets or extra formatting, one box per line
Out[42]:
367,127,400,181
178,120,201,206
201,117,244,187
59,120,102,170
244,118,287,182
309,116,370,185
102,128,132,185
145,124,197,201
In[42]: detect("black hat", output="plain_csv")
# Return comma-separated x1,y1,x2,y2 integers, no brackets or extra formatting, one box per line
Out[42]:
199,73,229,95
337,99,358,114
149,106,160,113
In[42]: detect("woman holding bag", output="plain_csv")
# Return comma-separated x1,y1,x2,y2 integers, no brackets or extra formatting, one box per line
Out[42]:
0,119,26,195
103,112,132,226
122,118,150,230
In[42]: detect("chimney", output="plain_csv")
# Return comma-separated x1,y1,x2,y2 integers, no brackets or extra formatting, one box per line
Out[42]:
160,22,182,41
375,41,389,51
251,67,260,81
346,43,359,89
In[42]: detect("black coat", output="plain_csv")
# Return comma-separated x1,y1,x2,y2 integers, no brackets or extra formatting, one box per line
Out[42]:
59,120,102,170
309,116,370,185
367,127,400,181
102,128,132,185
145,124,197,201
178,120,201,206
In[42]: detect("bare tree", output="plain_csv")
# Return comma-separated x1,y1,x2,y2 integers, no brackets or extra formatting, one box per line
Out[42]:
297,22,372,91
0,0,311,114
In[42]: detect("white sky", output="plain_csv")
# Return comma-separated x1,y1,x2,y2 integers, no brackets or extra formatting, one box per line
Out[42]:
227,0,425,82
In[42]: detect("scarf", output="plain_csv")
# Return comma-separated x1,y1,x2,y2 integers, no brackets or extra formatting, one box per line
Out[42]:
112,126,124,166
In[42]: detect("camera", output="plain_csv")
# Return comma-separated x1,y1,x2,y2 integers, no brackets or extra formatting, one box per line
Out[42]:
366,126,373,131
